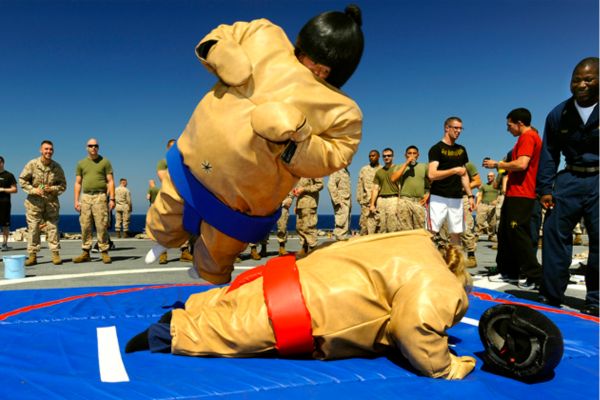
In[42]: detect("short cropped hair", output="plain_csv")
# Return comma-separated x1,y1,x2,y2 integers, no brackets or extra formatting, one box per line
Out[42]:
41,140,53,147
444,116,462,127
382,147,394,155
405,145,419,153
506,108,532,126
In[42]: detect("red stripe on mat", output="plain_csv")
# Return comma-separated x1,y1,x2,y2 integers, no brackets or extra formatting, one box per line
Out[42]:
471,290,599,323
0,283,210,321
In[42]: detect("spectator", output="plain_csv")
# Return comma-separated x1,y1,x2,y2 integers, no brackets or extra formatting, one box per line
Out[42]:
356,150,381,235
536,57,599,315
0,156,18,251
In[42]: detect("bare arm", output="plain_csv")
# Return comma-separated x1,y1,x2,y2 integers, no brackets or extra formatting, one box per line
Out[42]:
483,155,531,173
74,176,82,212
107,174,116,210
369,184,380,212
428,161,466,182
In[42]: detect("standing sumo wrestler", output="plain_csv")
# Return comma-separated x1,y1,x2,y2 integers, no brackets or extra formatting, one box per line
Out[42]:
128,230,476,380
145,5,364,284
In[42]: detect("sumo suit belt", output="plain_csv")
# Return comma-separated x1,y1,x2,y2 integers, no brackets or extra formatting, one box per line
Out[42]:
167,142,281,243
227,254,314,355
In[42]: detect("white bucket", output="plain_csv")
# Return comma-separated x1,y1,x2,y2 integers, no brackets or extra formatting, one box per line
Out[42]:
3,255,26,279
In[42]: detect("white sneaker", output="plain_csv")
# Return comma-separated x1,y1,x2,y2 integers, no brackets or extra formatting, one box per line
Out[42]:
1,243,9,251
488,274,518,285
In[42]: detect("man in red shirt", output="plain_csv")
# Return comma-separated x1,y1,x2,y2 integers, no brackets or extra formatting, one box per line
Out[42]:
483,108,542,288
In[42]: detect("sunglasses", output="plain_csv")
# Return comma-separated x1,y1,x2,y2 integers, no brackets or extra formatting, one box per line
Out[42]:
87,144,99,148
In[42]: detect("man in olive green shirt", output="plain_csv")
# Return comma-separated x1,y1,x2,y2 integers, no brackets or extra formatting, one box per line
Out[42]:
369,148,400,233
73,138,115,264
476,171,500,241
391,145,429,231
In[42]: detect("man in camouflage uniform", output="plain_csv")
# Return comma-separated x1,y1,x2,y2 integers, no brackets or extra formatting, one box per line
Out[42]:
276,191,294,255
475,172,500,241
19,140,67,266
72,138,115,264
356,150,380,235
391,145,429,231
328,167,352,240
369,148,400,233
114,178,132,238
294,177,323,255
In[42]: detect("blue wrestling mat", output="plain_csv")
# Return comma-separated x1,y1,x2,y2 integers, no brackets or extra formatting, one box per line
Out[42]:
0,284,597,399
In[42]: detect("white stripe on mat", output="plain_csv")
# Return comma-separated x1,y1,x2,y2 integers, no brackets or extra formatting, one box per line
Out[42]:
97,326,130,383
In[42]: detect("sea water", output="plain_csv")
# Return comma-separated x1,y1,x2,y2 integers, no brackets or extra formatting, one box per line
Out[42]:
10,214,360,234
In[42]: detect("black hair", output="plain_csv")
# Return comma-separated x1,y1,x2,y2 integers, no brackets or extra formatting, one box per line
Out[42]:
507,108,532,126
296,4,364,88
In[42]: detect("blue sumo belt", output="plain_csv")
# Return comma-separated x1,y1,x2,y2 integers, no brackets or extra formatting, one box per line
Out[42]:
166,142,282,243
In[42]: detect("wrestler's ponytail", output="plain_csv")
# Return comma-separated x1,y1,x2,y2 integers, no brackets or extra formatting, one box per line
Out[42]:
442,245,473,293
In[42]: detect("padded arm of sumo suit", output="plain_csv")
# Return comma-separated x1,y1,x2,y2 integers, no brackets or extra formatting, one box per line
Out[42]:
195,21,255,87
388,279,475,380
251,102,312,143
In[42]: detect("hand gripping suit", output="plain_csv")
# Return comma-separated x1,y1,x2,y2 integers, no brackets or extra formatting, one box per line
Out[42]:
145,19,362,284
169,230,475,379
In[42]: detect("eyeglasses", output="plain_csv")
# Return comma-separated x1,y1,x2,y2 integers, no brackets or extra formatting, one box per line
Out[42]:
87,144,99,148
448,126,463,131
382,154,393,158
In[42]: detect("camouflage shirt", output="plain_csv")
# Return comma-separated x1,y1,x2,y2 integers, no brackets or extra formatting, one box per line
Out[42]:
356,164,381,206
328,168,351,205
19,157,66,199
295,178,323,209
115,186,132,211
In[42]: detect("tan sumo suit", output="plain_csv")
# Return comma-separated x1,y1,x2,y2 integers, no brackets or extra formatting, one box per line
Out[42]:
170,230,476,379
146,19,362,284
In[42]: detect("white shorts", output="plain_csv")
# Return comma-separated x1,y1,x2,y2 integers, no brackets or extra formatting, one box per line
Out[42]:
427,194,464,233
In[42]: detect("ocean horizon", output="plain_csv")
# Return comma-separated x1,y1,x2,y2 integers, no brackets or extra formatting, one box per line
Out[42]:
9,214,361,234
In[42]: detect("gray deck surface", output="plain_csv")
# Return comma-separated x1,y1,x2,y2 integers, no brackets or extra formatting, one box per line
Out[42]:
0,233,590,312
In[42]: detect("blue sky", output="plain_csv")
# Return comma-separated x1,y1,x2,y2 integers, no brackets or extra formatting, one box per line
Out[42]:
1,0,598,215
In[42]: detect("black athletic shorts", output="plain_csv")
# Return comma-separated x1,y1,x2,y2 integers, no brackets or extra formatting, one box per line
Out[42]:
0,201,11,227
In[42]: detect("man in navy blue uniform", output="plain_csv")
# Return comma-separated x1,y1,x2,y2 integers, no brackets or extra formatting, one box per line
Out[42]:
537,57,599,316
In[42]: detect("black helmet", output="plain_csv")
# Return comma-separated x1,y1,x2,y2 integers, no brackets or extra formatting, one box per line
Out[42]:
478,304,564,381
295,4,364,88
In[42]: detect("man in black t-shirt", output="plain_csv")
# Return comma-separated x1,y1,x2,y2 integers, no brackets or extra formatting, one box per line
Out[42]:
427,117,475,246
0,156,18,250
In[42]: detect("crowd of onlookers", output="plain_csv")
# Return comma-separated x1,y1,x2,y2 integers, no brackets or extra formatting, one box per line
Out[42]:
0,58,597,316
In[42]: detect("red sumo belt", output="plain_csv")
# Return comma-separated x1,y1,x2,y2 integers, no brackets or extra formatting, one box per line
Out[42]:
227,254,314,356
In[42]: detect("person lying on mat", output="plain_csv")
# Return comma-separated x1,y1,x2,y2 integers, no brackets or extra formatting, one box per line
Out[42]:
127,230,476,380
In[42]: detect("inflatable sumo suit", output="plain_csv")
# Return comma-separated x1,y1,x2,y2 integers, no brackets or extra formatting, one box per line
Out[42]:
146,9,363,284
133,231,476,380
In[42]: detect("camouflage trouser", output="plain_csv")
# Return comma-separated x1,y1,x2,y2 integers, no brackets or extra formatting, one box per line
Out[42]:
296,207,318,249
332,202,351,240
396,196,426,231
358,205,379,235
377,196,399,233
115,208,130,231
461,196,477,252
24,196,60,253
276,207,290,244
438,196,476,252
80,193,110,252
475,203,496,237
495,195,505,232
